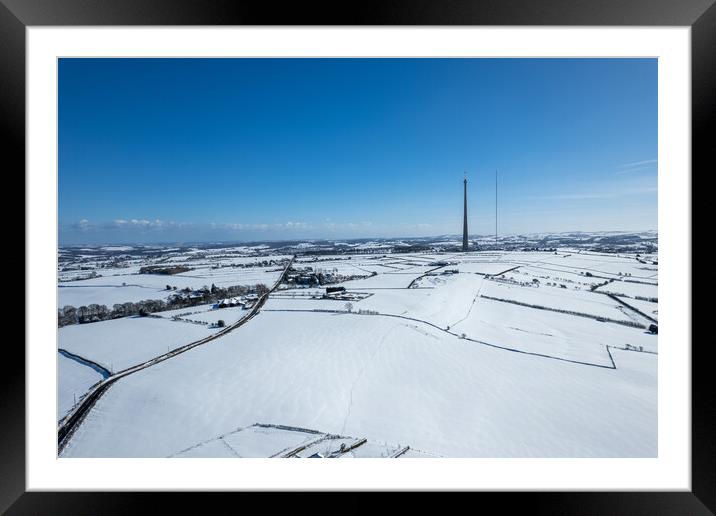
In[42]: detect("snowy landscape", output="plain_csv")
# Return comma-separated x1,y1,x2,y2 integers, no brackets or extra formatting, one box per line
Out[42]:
57,231,658,458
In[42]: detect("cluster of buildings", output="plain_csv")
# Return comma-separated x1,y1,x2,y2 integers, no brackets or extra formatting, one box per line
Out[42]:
424,268,459,278
216,293,259,309
321,286,370,302
168,290,207,303
285,270,325,286
428,260,457,267
285,266,372,287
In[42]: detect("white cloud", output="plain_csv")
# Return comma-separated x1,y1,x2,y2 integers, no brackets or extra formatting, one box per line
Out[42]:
617,159,659,168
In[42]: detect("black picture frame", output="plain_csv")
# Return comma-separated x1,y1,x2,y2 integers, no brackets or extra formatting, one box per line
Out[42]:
4,0,710,512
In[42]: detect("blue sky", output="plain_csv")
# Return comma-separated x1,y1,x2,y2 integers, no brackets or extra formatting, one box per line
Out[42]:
59,58,657,245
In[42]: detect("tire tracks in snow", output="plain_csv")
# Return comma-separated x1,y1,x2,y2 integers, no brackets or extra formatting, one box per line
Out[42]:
447,265,521,330
340,325,396,436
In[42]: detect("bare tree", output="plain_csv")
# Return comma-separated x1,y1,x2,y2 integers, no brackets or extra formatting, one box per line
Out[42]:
58,305,78,326
112,303,125,318
77,305,90,323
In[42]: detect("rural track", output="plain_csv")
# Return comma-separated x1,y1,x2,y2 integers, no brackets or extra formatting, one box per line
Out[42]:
57,256,295,453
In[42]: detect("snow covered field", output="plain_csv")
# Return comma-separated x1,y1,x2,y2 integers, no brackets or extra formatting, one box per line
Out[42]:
617,297,658,321
480,280,636,321
58,244,658,458
58,352,106,421
176,306,246,325
335,266,438,289
58,316,214,372
61,309,656,458
58,283,172,307
596,280,659,300
455,261,520,275
530,256,658,284
58,266,283,307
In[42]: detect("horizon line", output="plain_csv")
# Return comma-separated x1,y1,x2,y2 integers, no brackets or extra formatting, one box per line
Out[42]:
59,229,658,248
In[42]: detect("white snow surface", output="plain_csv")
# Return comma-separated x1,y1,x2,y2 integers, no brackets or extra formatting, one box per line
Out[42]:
617,297,658,321
58,316,214,372
58,249,658,458
480,281,635,321
597,280,658,300
58,267,282,307
62,310,656,458
57,353,105,421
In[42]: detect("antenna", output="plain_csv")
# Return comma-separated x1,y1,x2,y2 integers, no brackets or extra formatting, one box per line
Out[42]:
462,172,469,252
495,169,498,242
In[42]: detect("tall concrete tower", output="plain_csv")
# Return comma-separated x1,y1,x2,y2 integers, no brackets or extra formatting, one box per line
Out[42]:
462,175,469,251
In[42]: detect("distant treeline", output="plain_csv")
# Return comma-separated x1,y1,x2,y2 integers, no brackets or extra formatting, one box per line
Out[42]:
210,259,287,270
58,283,270,327
138,265,192,275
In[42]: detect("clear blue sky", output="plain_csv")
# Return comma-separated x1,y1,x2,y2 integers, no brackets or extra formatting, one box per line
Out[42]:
59,58,657,245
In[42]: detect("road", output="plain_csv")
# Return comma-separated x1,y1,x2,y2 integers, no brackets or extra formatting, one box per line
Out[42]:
57,256,295,453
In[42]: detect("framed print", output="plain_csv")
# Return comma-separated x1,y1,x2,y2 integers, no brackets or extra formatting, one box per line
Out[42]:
4,0,712,512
